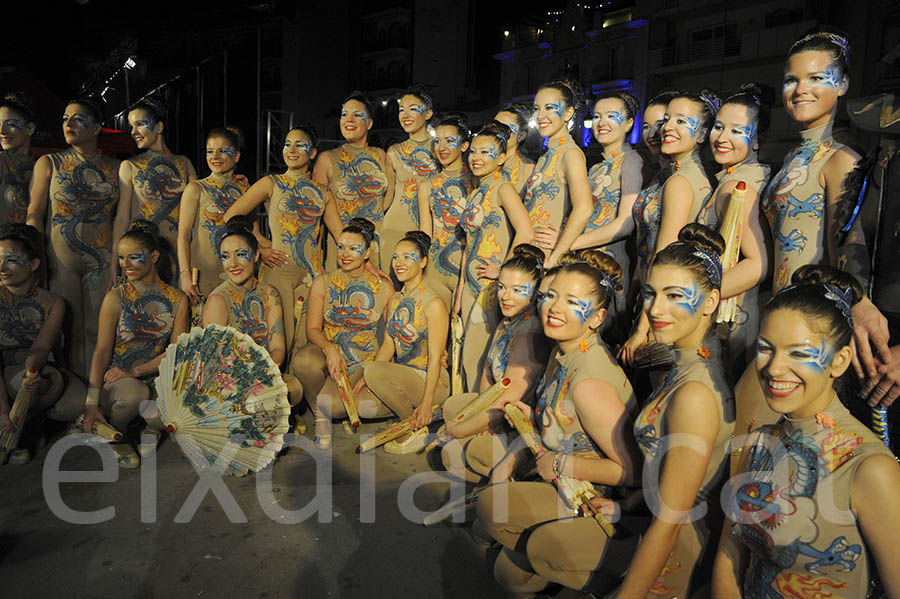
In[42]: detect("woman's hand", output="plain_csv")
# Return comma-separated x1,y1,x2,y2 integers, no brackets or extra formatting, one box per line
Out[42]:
179,271,203,305
413,400,434,429
0,412,12,433
365,261,392,283
234,174,250,188
324,345,345,383
473,259,500,281
618,329,649,368
260,247,289,269
502,399,533,425
82,405,108,434
103,367,133,384
583,495,620,522
536,450,558,482
533,224,560,251
352,375,368,397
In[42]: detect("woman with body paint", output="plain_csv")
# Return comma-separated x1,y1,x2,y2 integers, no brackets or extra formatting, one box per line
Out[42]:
713,265,900,599
707,83,774,378
82,220,188,469
111,99,197,285
224,124,328,354
454,121,534,391
763,29,861,293
604,224,733,597
177,126,248,307
293,218,393,449
417,113,477,308
440,243,549,481
522,78,593,268
382,84,439,268
494,102,537,195
0,92,36,225
474,247,641,595
313,91,390,270
202,216,301,404
621,90,718,366
27,98,121,379
0,224,85,465
535,91,645,331
349,231,449,453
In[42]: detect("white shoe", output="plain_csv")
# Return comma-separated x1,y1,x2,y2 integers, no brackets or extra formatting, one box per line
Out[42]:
384,427,428,455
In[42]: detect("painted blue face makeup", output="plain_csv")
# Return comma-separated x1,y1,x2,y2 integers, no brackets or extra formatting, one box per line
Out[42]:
235,248,253,262
445,136,461,149
409,103,427,115
338,243,365,256
221,146,236,159
0,249,29,268
795,339,834,372
570,297,595,325
135,119,154,131
680,115,701,138
296,141,313,155
673,282,704,316
63,114,93,129
128,251,148,266
1,118,25,132
606,111,625,127
512,283,535,299
547,101,564,119
393,252,421,263
816,67,841,89
734,122,757,148
484,143,499,161
535,290,548,308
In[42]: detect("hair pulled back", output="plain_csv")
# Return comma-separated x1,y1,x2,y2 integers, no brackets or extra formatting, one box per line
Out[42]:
398,230,431,260
555,248,623,310
1,91,35,124
652,223,725,292
789,26,851,77
220,215,258,253
502,243,544,282
721,82,776,137
343,217,376,249
0,222,40,261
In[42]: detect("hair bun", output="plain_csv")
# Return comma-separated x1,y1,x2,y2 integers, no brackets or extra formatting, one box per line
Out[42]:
512,243,545,264
677,223,725,258
1,91,35,123
225,125,245,149
0,222,40,255
579,248,623,283
791,265,863,305
738,82,775,110
475,121,512,150
347,217,376,245
225,214,255,234
400,230,431,258
127,219,160,238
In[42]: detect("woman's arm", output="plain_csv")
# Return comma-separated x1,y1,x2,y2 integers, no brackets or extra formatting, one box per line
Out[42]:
850,453,900,598
306,274,345,381
25,155,52,234
417,182,433,238
617,381,720,598
131,292,189,379
110,160,135,283
452,246,468,317
545,148,593,267
654,174,694,253
25,295,65,373
822,146,861,265
499,183,535,256
711,438,755,598
201,293,229,328
382,147,398,211
265,286,287,367
82,291,122,431
571,151,643,251
224,175,273,222
719,180,769,299
312,149,332,187
413,296,450,428
322,190,343,243
176,182,202,303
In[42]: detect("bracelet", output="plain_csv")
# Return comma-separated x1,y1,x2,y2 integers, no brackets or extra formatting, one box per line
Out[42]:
85,387,100,407
553,453,562,479
180,270,190,275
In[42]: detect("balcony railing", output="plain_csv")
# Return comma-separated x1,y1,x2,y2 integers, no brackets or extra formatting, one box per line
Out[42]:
648,37,740,69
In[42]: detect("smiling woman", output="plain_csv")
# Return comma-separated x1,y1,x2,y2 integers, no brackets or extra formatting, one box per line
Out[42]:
0,92,37,225
713,264,900,598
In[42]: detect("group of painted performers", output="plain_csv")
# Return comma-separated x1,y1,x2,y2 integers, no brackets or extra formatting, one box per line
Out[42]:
0,24,899,598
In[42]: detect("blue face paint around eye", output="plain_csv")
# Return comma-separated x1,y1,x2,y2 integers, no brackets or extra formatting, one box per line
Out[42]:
409,104,427,115
220,146,237,159
547,101,564,119
484,144,499,160
734,122,757,148
571,297,596,325
64,114,93,129
799,339,834,372
128,251,148,266
2,119,24,132
817,67,841,89
512,283,535,299
0,249,29,268
135,119,154,131
296,141,313,155
682,115,701,138
235,248,253,263
445,136,461,149
507,123,519,136
347,244,365,256
394,252,420,263
783,79,798,94
355,111,370,124
607,111,625,127
674,282,704,316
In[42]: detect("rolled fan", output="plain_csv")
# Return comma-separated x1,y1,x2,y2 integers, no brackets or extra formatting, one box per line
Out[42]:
716,181,747,326
155,324,290,476
0,367,40,451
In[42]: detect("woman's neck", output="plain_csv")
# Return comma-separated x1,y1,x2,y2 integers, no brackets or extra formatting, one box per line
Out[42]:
401,272,424,292
210,170,234,180
285,165,310,178
408,128,431,144
442,157,463,172
343,262,367,278
547,127,571,144
799,108,837,132
8,142,31,156
4,277,35,296
669,146,697,164
148,138,167,153
344,137,368,149
673,322,712,351
602,138,626,156
236,274,256,290
71,141,99,158
479,170,502,185
136,270,161,286
786,390,835,420
558,329,593,355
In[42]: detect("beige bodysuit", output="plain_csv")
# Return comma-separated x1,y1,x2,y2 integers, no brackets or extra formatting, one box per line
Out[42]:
0,150,34,224
189,173,248,298
381,138,438,266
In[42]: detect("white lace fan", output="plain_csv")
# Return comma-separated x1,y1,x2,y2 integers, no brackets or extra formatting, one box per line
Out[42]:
155,324,290,476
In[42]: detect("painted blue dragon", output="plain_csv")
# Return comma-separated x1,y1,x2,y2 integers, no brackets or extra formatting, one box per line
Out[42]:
112,289,174,370
327,280,377,369
276,176,324,280
133,154,184,236
429,176,469,277
230,289,268,349
336,152,386,224
387,297,423,366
